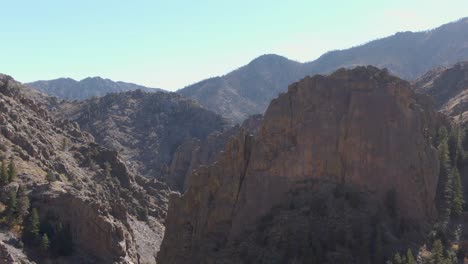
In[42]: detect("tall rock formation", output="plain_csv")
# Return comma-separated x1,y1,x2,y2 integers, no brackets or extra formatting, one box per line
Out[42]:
158,67,443,264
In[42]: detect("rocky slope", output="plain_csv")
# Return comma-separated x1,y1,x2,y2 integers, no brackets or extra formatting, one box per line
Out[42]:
158,67,443,263
179,54,309,123
0,74,171,263
27,76,163,101
414,61,468,123
54,90,229,191
179,17,468,123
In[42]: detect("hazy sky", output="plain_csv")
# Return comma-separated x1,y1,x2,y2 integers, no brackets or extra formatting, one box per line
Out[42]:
1,1,467,91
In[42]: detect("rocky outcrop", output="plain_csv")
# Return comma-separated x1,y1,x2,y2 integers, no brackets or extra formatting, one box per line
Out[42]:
168,114,262,191
158,67,443,263
53,90,228,191
0,74,171,263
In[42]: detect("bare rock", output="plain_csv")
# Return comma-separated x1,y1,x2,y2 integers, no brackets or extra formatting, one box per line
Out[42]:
157,66,443,263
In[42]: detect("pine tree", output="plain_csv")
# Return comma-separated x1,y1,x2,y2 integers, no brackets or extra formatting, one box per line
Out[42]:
62,137,69,151
6,189,17,221
374,225,384,263
104,162,112,178
46,172,56,184
17,186,30,219
8,159,16,181
28,208,40,237
393,253,403,264
450,167,464,216
40,233,49,255
406,249,416,264
0,162,8,186
430,239,445,264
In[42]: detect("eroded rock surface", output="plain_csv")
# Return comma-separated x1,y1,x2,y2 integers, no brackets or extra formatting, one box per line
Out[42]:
158,67,443,263
53,90,228,191
0,74,171,264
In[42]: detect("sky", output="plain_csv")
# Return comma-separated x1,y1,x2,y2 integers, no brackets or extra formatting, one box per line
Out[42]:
1,1,467,91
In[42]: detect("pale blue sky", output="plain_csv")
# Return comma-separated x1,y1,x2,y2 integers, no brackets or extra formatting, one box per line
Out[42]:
1,1,467,90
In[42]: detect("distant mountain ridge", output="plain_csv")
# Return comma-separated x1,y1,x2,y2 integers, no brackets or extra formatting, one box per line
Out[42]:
27,76,164,100
179,17,468,123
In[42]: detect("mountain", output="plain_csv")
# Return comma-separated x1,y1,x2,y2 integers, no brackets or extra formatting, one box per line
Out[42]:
27,76,164,100
158,67,445,263
179,54,310,123
179,17,468,123
0,74,171,263
53,90,229,191
414,61,468,123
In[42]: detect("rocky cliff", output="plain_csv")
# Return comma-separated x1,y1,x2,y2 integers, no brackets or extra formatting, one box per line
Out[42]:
158,66,443,264
0,74,171,264
53,90,228,191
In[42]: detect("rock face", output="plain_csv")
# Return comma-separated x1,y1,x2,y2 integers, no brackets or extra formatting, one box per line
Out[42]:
158,67,442,263
414,61,468,123
0,74,171,263
54,90,228,191
27,76,164,100
179,17,468,123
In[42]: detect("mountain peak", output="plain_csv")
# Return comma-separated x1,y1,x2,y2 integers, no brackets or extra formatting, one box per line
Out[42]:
248,54,295,65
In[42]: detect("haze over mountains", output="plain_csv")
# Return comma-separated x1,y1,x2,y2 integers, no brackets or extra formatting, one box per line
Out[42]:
28,18,468,124
179,17,468,122
5,16,468,263
27,76,163,100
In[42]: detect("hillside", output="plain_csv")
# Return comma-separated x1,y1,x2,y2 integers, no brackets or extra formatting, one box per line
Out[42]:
0,74,170,263
414,61,468,123
179,18,468,123
54,90,229,191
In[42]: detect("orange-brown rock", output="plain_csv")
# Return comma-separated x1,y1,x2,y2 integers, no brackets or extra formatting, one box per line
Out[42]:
157,66,442,263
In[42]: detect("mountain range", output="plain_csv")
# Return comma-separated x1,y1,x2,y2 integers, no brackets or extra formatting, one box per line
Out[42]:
27,76,163,101
28,18,468,124
179,17,468,122
4,17,468,264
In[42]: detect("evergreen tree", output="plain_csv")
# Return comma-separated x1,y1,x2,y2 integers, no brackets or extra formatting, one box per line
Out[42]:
406,249,416,264
0,162,8,186
444,169,455,216
450,167,464,216
40,233,50,255
17,186,30,219
46,172,56,184
6,189,17,221
430,239,445,264
28,208,40,237
374,225,384,263
393,253,403,264
8,159,16,181
104,162,112,178
61,137,69,151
